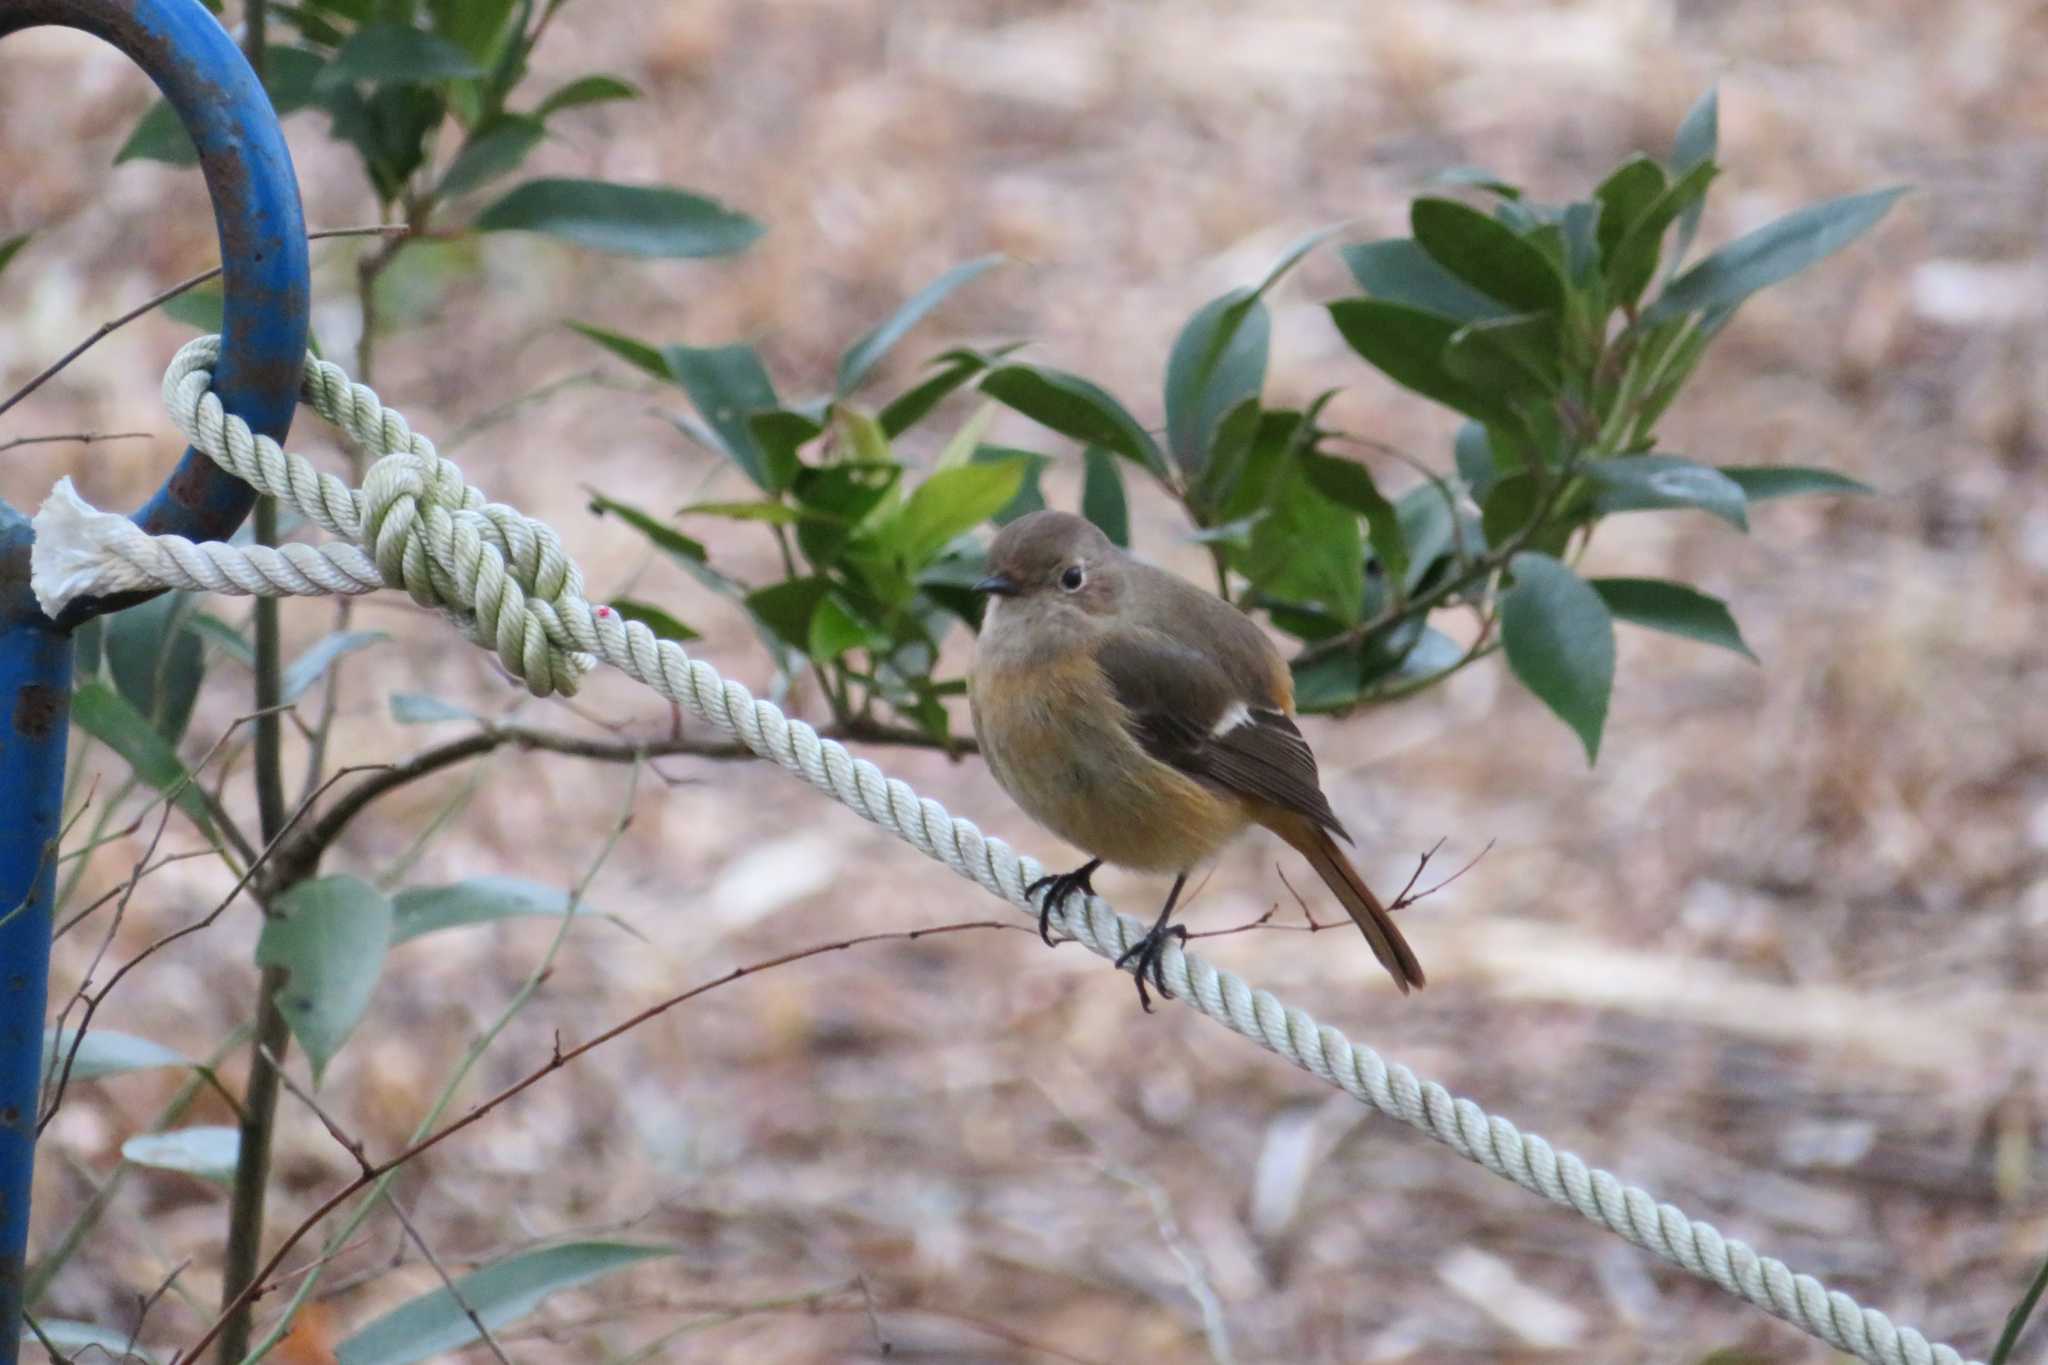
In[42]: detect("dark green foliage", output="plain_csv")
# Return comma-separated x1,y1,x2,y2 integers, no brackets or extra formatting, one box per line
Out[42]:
565,93,1884,754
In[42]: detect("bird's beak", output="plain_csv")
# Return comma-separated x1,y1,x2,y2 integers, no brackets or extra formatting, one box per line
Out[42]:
973,573,1019,597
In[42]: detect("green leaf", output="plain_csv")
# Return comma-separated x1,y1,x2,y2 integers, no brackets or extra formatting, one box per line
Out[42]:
1647,186,1906,324
280,631,389,705
1668,86,1718,269
1340,238,1506,322
1385,626,1470,686
438,116,544,198
103,591,204,744
1718,465,1873,501
42,1028,189,1082
427,0,521,61
566,320,668,381
476,179,762,258
1395,484,1459,593
675,499,805,524
1442,312,1562,396
255,876,396,1086
22,1319,160,1363
980,365,1165,478
1588,454,1749,529
1326,299,1512,427
1165,225,1330,480
336,1242,677,1365
323,80,446,203
793,463,901,565
837,256,1001,395
887,459,1029,566
1479,473,1571,556
71,681,215,840
159,284,225,333
1591,578,1756,661
1288,648,1370,712
1297,450,1405,587
316,24,483,88
1454,421,1499,496
121,1125,239,1182
749,408,824,474
389,692,476,724
1606,160,1720,309
1594,156,1669,268
1241,457,1364,624
840,406,896,466
1562,199,1602,285
607,598,700,643
117,48,324,166
1081,447,1130,548
1189,396,1263,515
743,577,833,653
659,344,785,489
1435,165,1522,198
1286,615,1450,712
391,877,595,944
535,73,640,118
879,351,982,437
1501,552,1615,763
973,445,1050,524
0,233,26,278
1410,197,1564,313
276,0,349,46
808,593,886,662
1164,288,1269,477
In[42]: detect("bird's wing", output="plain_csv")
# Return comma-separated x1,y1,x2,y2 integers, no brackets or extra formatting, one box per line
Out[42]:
1092,630,1348,840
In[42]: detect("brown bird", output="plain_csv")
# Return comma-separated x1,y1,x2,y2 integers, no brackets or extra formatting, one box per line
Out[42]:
969,509,1426,1010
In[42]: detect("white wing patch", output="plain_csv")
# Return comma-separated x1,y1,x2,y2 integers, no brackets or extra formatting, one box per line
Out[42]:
1209,700,1253,737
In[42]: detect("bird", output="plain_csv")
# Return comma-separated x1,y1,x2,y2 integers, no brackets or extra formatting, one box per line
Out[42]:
969,509,1426,1010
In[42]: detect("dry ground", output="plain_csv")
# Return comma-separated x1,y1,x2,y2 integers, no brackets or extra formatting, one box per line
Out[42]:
5,1,2047,1361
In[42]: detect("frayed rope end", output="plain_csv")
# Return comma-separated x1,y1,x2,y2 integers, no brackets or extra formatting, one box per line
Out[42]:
30,477,154,617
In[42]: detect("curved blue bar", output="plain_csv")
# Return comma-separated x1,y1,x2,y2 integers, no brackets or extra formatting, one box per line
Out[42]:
0,3,310,1356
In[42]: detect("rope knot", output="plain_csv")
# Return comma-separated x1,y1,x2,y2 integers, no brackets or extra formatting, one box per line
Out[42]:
164,336,596,696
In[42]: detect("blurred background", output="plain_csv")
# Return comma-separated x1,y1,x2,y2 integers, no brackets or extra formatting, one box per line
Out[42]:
4,1,2045,1360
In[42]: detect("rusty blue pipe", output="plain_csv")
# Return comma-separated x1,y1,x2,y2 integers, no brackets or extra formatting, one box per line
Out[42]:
0,1,308,1355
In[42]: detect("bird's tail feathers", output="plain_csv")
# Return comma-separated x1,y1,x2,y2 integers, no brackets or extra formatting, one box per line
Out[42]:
1270,814,1426,993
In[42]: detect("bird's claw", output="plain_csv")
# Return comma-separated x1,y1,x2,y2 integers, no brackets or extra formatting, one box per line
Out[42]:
1025,859,1100,946
1115,922,1189,1012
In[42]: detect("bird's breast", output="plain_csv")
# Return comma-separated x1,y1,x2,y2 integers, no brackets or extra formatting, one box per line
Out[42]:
971,651,1247,873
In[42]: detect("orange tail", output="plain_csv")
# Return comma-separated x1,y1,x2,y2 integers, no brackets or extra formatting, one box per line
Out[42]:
1268,814,1426,993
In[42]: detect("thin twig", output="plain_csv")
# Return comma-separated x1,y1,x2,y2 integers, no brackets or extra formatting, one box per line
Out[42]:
25,1023,253,1304
227,763,652,1360
0,225,411,420
37,757,365,1133
388,1199,517,1365
176,918,1026,1365
1992,1242,2048,1363
264,1048,516,1365
1398,837,1493,908
0,430,152,455
129,1256,193,1360
276,717,975,890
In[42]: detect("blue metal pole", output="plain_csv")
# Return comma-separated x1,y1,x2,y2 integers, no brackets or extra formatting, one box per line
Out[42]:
0,3,308,1356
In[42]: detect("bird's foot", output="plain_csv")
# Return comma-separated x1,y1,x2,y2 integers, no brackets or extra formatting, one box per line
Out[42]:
1025,858,1101,946
1114,921,1189,1013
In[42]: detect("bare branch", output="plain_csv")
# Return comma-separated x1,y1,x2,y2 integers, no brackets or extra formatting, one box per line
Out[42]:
276,716,976,888
0,225,412,420
175,917,1026,1365
265,1048,515,1365
0,430,152,455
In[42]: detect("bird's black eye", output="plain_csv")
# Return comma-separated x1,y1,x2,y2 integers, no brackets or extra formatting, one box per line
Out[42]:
1060,565,1085,592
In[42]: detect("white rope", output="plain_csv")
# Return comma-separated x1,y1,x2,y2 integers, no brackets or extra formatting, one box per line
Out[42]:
30,337,1978,1365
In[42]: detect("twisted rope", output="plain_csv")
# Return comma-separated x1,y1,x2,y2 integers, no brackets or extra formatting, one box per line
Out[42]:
29,337,1978,1365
